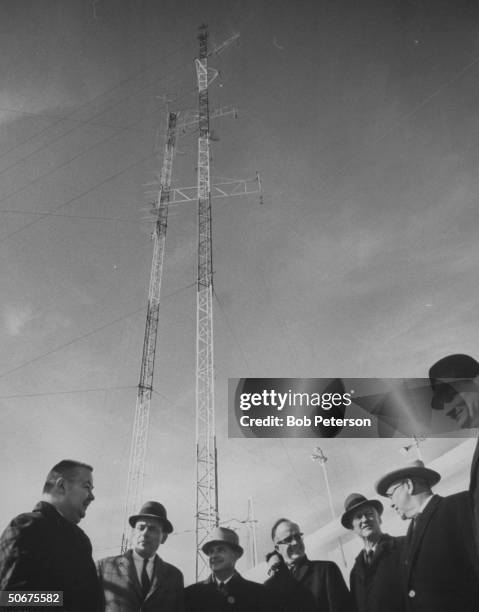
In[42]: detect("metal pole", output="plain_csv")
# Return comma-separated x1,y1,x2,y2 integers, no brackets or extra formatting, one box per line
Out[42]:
247,497,258,567
311,447,347,568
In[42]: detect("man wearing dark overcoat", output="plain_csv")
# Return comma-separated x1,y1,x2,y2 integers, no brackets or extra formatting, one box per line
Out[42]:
341,493,404,612
98,501,184,612
376,458,479,612
0,459,102,612
185,526,273,612
428,353,479,560
264,518,352,612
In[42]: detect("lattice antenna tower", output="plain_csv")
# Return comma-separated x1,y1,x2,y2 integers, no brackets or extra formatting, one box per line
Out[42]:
121,111,178,552
195,23,220,578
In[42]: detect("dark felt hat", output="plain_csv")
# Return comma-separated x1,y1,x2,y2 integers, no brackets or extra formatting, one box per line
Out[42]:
201,527,243,557
429,354,479,411
341,493,383,529
375,459,441,497
128,501,173,533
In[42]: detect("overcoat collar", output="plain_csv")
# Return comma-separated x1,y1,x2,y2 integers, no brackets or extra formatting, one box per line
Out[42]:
291,556,311,582
354,533,396,578
403,494,442,583
204,571,240,586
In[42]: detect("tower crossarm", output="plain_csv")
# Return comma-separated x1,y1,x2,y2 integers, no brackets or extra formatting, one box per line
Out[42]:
170,175,261,204
177,105,238,133
208,32,240,57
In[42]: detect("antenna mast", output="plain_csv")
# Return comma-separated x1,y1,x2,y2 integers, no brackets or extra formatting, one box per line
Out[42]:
195,23,219,579
121,111,178,552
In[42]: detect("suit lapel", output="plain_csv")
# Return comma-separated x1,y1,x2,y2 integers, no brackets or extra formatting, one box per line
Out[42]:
354,551,368,584
374,534,392,562
470,438,479,491
202,574,224,606
405,495,441,583
470,439,479,561
227,572,242,594
145,555,169,602
116,550,143,600
294,557,311,582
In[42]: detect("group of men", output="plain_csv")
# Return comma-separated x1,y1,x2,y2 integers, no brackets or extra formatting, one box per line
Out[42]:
0,458,350,612
1,352,479,611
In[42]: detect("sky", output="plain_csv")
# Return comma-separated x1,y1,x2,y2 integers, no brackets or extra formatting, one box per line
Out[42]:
0,0,478,585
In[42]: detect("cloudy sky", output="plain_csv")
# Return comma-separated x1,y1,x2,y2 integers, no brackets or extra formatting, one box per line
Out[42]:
0,0,478,585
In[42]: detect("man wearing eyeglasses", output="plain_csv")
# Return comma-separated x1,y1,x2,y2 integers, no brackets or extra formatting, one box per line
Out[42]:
375,459,479,612
264,518,352,612
341,493,404,612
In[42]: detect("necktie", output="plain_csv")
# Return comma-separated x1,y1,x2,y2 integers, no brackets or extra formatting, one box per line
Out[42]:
406,515,419,554
141,558,151,596
365,550,374,566
409,515,420,538
218,581,228,596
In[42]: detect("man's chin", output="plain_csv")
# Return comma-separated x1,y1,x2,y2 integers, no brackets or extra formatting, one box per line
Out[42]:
75,508,86,521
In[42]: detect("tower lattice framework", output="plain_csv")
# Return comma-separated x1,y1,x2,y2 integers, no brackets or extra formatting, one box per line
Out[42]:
195,24,219,579
121,111,178,552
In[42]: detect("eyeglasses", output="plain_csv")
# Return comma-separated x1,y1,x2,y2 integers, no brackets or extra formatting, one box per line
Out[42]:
276,532,304,546
385,481,405,499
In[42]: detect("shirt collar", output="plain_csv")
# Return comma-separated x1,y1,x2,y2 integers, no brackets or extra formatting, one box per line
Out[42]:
364,541,378,553
214,572,235,585
287,554,307,572
132,550,157,564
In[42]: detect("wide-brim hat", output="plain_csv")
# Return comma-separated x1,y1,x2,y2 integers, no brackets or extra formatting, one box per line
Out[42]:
129,501,173,533
429,354,479,411
201,527,243,557
341,493,383,529
375,460,441,497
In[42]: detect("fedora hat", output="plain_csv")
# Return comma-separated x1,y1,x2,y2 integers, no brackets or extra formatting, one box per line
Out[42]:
375,459,441,497
128,501,173,533
429,354,479,411
341,493,383,529
201,527,243,557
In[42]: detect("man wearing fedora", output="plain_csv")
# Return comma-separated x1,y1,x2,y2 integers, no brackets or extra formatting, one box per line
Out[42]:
376,459,479,612
428,354,479,429
97,501,184,612
264,518,352,612
341,493,404,612
184,526,273,612
428,353,479,560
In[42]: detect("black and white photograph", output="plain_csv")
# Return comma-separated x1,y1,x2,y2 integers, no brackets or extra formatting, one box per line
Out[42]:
0,2,478,611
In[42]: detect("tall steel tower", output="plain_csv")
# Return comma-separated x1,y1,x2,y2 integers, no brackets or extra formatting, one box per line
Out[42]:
121,111,178,552
195,24,219,578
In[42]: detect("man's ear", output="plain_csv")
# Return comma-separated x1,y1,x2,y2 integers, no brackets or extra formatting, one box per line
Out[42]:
160,533,168,544
55,477,67,494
